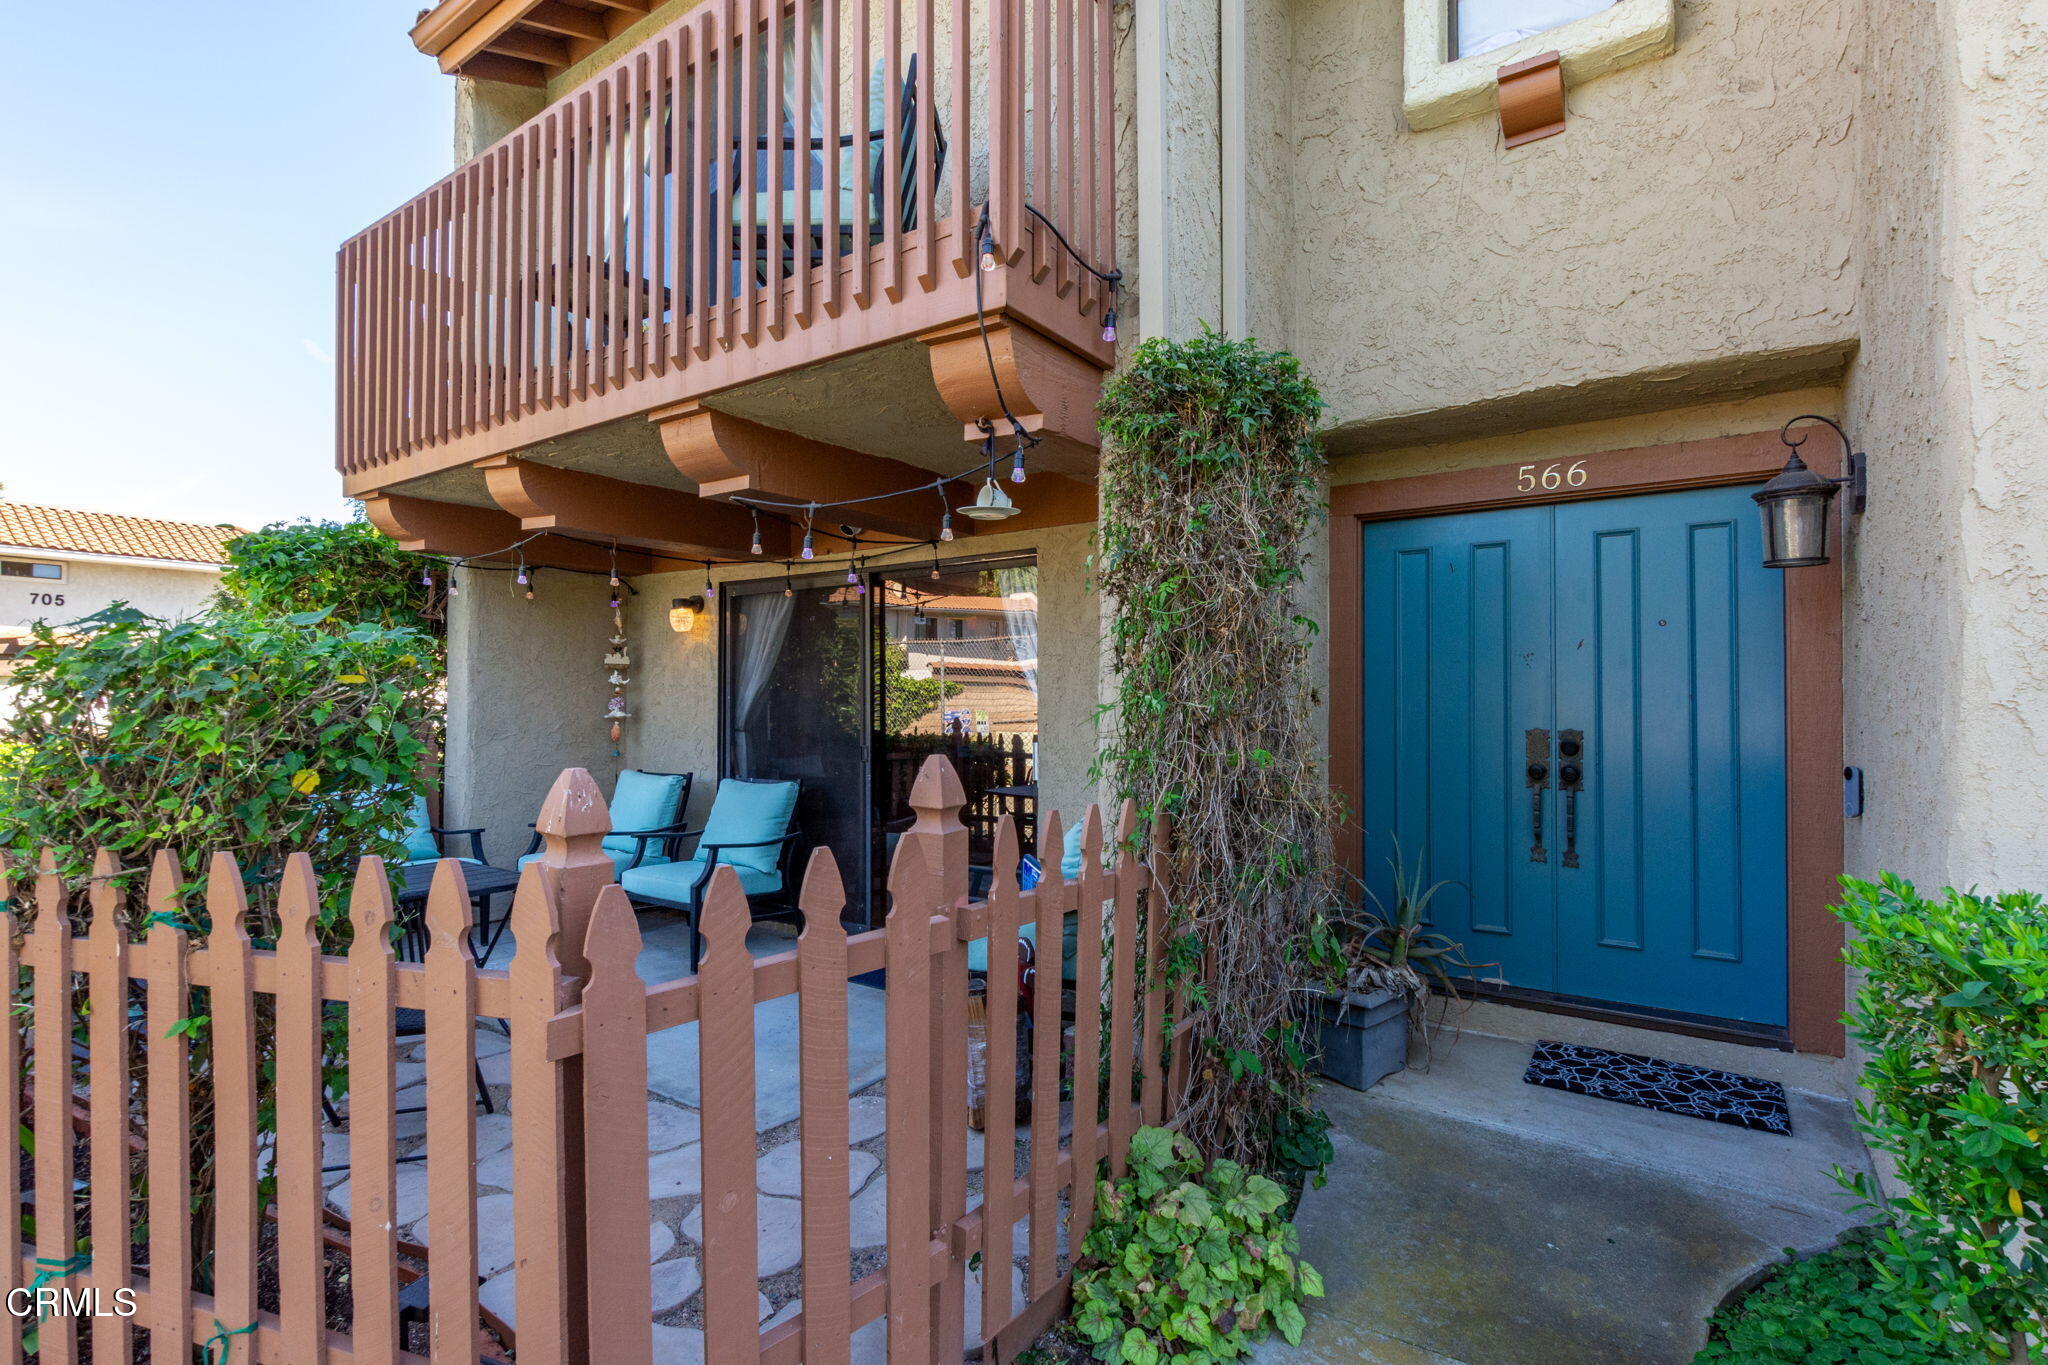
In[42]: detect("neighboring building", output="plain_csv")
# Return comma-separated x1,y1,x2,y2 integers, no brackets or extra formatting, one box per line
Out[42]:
334,1,2047,1060
0,503,239,714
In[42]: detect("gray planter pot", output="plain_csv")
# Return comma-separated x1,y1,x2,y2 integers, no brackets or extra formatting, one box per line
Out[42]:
1311,987,1409,1091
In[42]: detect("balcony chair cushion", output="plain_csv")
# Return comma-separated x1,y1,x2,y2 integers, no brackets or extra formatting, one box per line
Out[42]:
403,856,484,868
698,778,801,875
517,845,670,882
735,62,889,232
621,856,785,903
399,795,442,863
602,770,690,856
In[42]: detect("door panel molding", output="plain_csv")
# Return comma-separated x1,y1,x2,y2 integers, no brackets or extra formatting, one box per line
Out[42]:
1330,427,1846,1055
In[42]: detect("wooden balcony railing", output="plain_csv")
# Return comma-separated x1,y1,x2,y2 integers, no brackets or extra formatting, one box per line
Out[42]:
336,0,1116,481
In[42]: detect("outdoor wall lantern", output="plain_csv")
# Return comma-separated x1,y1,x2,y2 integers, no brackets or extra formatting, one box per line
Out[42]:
668,596,706,633
1753,415,1868,569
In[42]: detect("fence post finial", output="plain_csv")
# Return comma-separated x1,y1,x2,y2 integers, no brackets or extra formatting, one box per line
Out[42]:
534,768,612,983
907,754,969,902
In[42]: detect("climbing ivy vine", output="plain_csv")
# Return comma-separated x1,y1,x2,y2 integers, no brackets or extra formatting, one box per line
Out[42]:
1095,328,1339,1185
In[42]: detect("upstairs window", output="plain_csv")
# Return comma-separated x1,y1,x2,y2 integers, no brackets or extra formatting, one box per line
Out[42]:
1451,0,1616,60
1,560,63,580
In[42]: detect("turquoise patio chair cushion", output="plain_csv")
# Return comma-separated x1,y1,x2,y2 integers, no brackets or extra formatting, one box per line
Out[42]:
1060,822,1086,881
399,795,441,863
621,857,784,902
966,914,1078,984
698,779,800,876
403,856,483,868
518,845,671,881
603,770,689,855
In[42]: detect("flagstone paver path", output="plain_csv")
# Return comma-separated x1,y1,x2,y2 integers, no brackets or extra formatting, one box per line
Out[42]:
321,919,1069,1364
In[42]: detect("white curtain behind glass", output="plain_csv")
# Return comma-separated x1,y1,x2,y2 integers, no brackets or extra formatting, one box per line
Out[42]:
731,591,795,773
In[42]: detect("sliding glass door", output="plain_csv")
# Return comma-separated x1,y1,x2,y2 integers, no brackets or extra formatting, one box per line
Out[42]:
721,553,1039,927
723,577,872,909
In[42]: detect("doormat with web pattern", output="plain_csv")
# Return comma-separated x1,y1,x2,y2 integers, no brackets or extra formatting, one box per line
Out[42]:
1522,1039,1792,1135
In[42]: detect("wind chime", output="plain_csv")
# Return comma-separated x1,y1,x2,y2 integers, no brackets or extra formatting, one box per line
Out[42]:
604,547,631,756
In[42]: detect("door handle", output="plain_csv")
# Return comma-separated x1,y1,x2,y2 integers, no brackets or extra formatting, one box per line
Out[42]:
1558,730,1585,868
1524,728,1551,864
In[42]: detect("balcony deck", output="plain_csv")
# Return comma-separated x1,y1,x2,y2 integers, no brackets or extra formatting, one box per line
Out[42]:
338,0,1117,528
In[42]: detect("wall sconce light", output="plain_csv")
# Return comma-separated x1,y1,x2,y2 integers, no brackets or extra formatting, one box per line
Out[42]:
668,595,705,633
1753,415,1868,569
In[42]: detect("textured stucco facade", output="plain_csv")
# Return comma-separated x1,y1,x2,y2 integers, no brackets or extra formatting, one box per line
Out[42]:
1,556,221,632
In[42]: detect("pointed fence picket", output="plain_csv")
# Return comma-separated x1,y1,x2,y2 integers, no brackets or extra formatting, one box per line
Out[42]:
2,756,1183,1364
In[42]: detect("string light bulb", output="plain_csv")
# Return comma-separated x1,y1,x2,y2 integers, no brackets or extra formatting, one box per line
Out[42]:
749,509,763,555
703,565,716,600
979,224,998,273
1010,429,1028,484
940,510,954,542
1101,305,1118,344
801,527,815,560
421,568,435,589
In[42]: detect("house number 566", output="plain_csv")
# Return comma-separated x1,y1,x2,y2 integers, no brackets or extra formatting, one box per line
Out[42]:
1517,460,1588,493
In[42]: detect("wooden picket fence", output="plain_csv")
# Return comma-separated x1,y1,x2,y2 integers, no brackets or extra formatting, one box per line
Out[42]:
2,756,1184,1363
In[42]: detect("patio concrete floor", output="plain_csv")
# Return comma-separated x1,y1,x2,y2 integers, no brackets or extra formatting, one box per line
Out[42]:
634,912,891,1128
1255,1016,1876,1365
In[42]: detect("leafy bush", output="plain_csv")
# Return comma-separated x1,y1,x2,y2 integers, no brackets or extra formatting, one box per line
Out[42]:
216,517,437,631
1835,874,2048,1362
1071,1126,1323,1363
1694,1234,1974,1364
0,605,438,931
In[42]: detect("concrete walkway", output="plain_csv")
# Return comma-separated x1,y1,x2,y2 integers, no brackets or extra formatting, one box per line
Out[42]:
1259,1015,1875,1365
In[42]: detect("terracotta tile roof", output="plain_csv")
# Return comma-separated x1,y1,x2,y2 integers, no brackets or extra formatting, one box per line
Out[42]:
0,503,242,566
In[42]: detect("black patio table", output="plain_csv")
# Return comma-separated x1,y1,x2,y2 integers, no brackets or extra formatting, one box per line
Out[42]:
392,860,522,965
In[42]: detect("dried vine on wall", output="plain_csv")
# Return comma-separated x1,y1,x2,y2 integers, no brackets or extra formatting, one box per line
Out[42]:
1095,328,1339,1183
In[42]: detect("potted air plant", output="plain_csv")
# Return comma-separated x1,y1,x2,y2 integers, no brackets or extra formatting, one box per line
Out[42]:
1312,845,1485,1091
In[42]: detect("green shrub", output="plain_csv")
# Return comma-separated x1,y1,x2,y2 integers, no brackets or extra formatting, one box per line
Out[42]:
1695,1234,1974,1363
1071,1126,1323,1364
0,605,438,933
1835,874,2048,1362
216,517,437,631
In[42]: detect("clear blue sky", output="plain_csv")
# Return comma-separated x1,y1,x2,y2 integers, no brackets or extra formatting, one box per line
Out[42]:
0,4,454,530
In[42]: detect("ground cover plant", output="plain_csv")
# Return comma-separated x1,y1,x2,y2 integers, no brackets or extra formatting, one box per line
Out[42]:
1694,1233,1974,1364
1095,329,1339,1188
1835,874,2048,1363
1070,1126,1323,1364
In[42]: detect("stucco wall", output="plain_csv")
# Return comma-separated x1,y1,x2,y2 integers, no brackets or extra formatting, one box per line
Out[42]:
442,565,623,866
1286,0,1860,442
2,557,220,631
1841,1,2048,893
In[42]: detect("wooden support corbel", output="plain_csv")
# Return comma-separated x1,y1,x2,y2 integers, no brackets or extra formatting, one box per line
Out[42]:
652,401,971,541
362,494,656,575
921,317,1106,482
1498,51,1566,148
478,455,784,560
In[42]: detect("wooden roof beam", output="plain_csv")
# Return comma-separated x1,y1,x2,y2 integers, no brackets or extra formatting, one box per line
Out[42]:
452,51,548,87
521,1,611,42
478,456,787,561
483,27,571,67
653,402,975,543
363,494,655,575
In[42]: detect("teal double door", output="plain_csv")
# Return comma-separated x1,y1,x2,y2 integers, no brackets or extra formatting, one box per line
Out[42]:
1360,485,1789,1027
